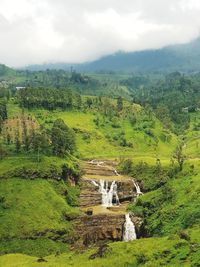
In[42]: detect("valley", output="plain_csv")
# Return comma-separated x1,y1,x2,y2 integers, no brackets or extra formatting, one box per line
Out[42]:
0,70,200,266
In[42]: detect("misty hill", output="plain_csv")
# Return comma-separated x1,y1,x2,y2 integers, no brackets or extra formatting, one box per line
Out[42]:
0,64,15,77
25,37,200,73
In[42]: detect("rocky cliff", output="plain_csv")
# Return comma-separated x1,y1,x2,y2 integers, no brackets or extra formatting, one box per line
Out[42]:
74,213,143,246
79,178,136,207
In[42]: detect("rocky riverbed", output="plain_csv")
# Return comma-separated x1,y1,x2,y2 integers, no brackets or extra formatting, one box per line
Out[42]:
74,160,144,247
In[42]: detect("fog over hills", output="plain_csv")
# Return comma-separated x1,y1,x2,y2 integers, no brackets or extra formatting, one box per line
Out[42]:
24,37,200,73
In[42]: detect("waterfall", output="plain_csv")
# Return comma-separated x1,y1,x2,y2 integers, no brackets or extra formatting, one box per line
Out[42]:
123,213,137,241
98,180,120,207
91,180,99,187
88,159,104,166
99,180,109,206
133,181,143,196
114,169,120,176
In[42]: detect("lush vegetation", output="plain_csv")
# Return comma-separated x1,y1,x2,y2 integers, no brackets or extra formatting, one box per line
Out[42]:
0,66,200,266
1,227,200,266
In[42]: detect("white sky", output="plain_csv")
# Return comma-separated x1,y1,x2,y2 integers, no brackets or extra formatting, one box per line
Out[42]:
0,0,200,67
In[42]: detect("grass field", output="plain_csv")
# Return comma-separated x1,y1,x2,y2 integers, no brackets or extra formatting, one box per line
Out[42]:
1,227,199,267
27,106,178,160
1,100,200,266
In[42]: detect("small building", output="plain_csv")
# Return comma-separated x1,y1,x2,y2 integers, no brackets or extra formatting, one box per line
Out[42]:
16,86,26,90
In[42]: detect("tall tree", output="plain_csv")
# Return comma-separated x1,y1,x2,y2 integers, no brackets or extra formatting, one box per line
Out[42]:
117,96,123,112
173,144,186,171
51,119,76,157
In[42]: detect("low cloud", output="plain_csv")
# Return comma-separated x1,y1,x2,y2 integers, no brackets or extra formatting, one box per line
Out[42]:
0,0,200,67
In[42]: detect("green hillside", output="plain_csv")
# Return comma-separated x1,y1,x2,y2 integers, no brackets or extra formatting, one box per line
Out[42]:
1,226,199,266
0,71,200,267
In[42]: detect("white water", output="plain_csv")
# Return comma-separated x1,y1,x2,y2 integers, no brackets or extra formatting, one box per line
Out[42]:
88,159,104,166
96,180,120,207
133,181,143,196
114,169,120,176
91,180,99,187
123,213,137,241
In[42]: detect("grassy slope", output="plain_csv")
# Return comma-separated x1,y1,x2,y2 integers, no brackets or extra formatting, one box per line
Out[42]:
29,106,177,160
1,102,200,266
129,161,200,235
0,178,80,256
0,227,199,267
185,112,200,158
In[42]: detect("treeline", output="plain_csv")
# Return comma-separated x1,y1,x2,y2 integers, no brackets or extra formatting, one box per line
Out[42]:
15,69,100,90
16,87,127,116
2,117,76,159
0,101,7,133
17,88,82,110
129,72,200,133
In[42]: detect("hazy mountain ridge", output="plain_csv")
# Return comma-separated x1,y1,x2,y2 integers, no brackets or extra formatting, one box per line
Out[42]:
23,37,200,73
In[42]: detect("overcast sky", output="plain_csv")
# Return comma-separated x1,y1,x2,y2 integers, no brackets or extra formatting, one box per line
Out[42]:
1,0,200,67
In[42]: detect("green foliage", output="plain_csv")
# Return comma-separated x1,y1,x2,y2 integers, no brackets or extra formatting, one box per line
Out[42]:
17,88,80,110
172,144,186,171
51,119,76,157
1,69,200,266
0,178,78,241
0,100,7,120
117,96,123,111
130,73,200,133
0,239,68,257
119,159,173,191
129,164,200,237
1,230,200,266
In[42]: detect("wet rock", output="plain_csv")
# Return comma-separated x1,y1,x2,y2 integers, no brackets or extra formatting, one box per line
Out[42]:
75,214,124,246
79,180,102,207
79,179,136,207
86,208,93,215
84,162,116,176
74,213,143,246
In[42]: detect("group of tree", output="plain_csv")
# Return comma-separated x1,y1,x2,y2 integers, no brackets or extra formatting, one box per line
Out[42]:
3,117,76,159
127,72,200,133
14,69,100,91
0,101,7,133
17,88,82,110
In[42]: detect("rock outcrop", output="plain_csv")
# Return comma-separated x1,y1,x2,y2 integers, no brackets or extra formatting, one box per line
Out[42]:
74,213,143,246
79,179,102,207
75,160,144,247
79,178,136,207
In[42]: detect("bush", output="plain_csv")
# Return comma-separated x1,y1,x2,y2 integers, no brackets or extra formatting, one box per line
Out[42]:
119,159,133,174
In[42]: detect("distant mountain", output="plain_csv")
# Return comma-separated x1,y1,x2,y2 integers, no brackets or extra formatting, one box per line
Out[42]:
25,37,200,73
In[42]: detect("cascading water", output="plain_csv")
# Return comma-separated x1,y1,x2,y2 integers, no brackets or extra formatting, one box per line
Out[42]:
91,180,99,187
133,181,143,196
114,169,120,176
94,180,120,207
99,180,109,206
123,213,137,241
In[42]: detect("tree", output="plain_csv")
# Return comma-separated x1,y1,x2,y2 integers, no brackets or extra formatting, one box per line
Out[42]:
31,131,50,161
86,97,93,109
51,119,76,157
75,94,82,109
15,135,21,153
117,96,123,111
0,116,3,133
0,143,7,160
173,144,186,171
0,101,7,120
